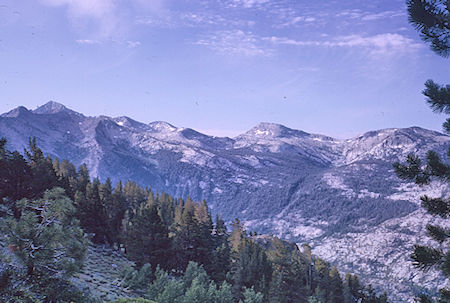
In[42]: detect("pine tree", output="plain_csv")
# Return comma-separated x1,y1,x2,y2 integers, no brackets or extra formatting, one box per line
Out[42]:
25,138,58,199
210,215,231,283
83,178,109,243
395,2,450,301
53,159,77,199
171,198,213,272
0,188,88,300
194,200,214,274
147,265,184,303
109,181,126,248
100,178,114,245
0,143,32,218
241,287,264,303
123,181,147,211
328,265,344,303
126,202,171,269
313,258,331,303
231,238,272,301
158,192,175,228
77,163,90,194
344,274,363,303
268,238,307,303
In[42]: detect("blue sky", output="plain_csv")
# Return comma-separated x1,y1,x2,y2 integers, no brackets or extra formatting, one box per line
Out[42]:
1,0,449,138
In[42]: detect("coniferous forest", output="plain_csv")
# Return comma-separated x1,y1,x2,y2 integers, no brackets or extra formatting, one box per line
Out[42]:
0,138,389,302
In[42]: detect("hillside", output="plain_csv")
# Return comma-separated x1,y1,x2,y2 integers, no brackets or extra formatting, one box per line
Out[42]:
1,101,449,301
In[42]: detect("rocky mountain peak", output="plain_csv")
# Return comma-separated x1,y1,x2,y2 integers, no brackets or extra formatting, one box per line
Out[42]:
33,101,75,115
244,122,309,139
148,121,178,132
1,106,30,118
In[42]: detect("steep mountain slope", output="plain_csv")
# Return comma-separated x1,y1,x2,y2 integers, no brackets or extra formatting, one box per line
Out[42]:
1,101,449,301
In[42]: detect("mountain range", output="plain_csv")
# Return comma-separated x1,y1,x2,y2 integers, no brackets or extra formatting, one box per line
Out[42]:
1,101,449,302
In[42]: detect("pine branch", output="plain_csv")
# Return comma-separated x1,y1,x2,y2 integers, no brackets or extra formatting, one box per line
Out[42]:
426,150,450,181
438,288,450,303
411,245,443,270
442,252,450,277
423,80,450,114
420,195,450,218
426,224,450,243
407,0,450,57
393,154,430,184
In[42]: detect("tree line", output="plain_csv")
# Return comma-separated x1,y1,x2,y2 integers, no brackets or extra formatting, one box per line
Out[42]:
0,138,388,302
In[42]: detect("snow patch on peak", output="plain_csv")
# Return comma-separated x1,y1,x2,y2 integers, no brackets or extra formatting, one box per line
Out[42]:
246,122,308,138
112,116,149,131
148,121,178,132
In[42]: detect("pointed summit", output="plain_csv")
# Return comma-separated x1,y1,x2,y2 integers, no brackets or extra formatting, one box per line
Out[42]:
1,106,30,118
33,101,76,115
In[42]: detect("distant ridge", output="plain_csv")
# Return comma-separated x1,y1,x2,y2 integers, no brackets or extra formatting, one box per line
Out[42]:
0,102,448,301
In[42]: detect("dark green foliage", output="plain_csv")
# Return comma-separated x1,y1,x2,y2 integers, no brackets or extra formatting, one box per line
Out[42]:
2,188,87,278
229,231,272,301
393,154,429,184
146,265,185,303
407,0,450,57
109,299,156,303
242,287,264,303
146,262,235,303
423,80,450,119
268,238,308,303
126,203,171,268
171,198,215,272
76,178,109,243
344,273,364,303
210,215,231,283
0,188,89,302
328,265,345,303
108,181,127,247
411,245,445,270
417,293,435,303
123,181,147,211
420,195,450,218
426,224,449,243
25,138,59,199
122,263,154,292
362,285,388,303
398,3,449,300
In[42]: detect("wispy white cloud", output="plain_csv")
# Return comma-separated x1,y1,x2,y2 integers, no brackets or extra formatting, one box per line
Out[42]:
335,9,365,19
135,14,175,28
277,15,316,28
136,10,252,29
40,0,163,40
195,30,271,56
41,0,117,37
227,0,269,8
361,10,405,21
126,40,141,48
336,9,405,22
76,39,101,45
264,33,423,56
297,67,320,72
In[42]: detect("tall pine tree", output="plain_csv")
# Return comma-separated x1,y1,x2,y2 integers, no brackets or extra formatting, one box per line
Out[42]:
394,2,450,302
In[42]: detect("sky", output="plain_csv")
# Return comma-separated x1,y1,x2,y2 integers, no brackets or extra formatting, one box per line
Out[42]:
0,0,449,138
